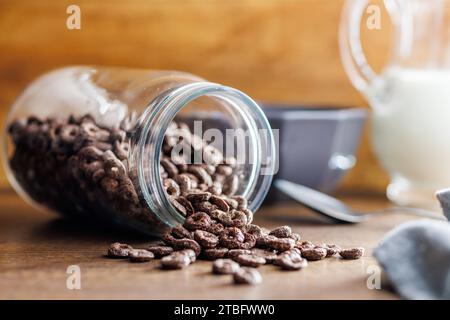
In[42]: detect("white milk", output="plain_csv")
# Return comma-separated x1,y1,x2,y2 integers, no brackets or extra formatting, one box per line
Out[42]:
369,68,450,206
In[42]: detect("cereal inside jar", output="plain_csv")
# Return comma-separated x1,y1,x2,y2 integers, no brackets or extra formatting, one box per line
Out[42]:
3,66,276,236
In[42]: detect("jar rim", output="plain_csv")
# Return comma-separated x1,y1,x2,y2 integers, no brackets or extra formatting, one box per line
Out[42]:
136,81,276,228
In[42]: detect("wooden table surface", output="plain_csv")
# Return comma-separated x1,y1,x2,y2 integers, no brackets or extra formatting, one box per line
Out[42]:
0,190,418,300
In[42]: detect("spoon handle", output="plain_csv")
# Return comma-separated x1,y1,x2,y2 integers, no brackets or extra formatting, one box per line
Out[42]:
274,179,367,223
366,207,444,220
275,179,445,223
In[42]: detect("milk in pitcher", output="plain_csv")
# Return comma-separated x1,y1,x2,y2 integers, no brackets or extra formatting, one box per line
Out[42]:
370,68,450,206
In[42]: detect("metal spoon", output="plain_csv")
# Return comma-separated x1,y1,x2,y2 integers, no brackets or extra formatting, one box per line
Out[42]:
274,179,443,223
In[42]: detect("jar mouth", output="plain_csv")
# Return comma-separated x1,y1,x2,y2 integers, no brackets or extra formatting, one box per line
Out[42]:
136,82,276,228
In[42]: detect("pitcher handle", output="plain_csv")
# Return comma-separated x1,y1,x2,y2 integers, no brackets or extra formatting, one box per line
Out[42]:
339,0,407,96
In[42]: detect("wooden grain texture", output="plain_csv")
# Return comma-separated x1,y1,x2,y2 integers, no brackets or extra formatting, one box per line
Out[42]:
0,191,413,300
0,0,391,192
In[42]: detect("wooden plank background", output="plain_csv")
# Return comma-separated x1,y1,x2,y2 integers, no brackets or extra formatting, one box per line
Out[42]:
0,0,391,193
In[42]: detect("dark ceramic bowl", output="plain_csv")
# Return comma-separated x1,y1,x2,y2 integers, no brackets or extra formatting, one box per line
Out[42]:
261,104,367,202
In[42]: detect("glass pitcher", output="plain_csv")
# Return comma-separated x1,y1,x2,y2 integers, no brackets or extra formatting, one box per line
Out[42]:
340,0,450,208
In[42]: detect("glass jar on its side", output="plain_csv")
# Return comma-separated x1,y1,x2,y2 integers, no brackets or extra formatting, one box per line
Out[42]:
2,66,276,236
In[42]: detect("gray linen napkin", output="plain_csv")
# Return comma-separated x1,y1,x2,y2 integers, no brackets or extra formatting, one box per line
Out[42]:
437,189,450,220
374,189,450,299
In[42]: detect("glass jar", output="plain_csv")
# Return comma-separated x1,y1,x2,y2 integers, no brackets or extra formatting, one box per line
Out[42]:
2,66,276,236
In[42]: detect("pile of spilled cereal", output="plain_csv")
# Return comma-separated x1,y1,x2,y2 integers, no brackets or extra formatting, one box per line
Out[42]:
107,121,364,285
